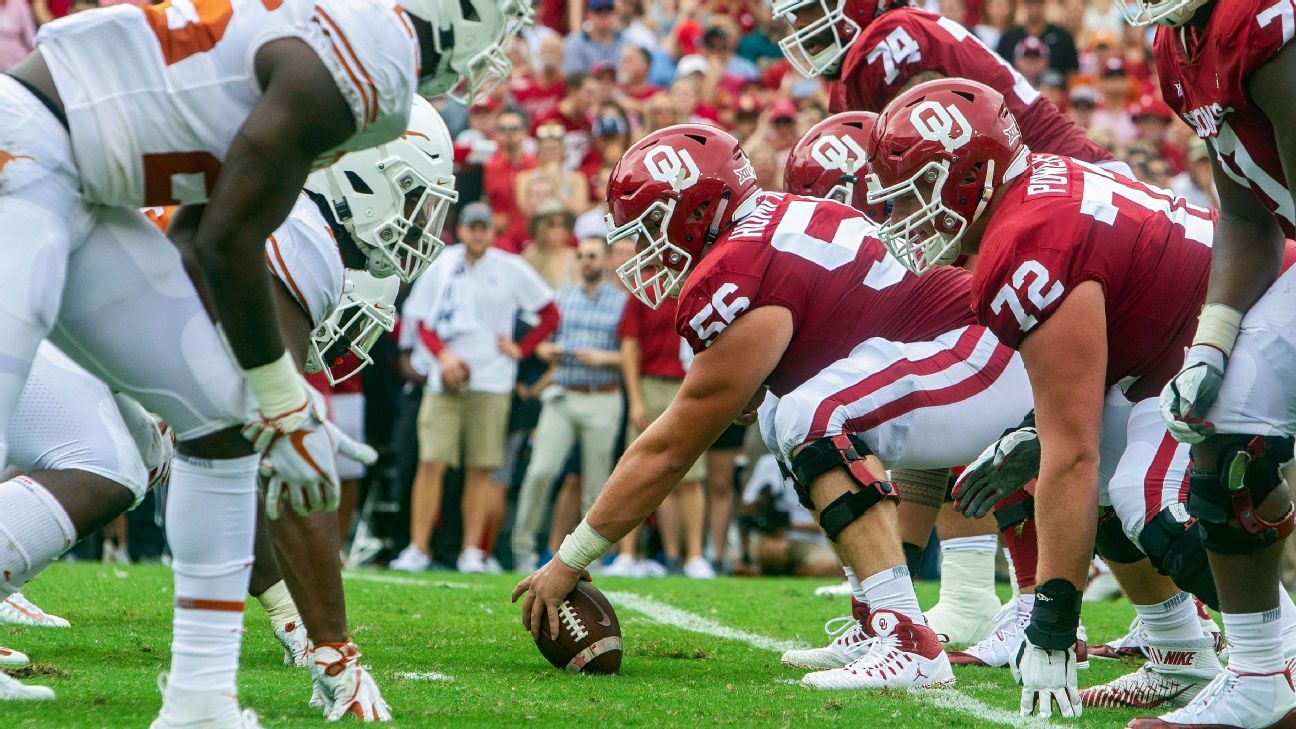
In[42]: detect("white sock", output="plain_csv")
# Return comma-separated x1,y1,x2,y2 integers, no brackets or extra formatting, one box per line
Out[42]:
936,539,997,604
1224,607,1284,674
843,566,865,605
861,566,924,623
1135,592,1205,644
166,453,259,694
0,476,76,594
255,580,300,632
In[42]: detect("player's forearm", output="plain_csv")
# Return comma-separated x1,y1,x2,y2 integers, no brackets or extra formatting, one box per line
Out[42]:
585,436,706,544
1033,452,1099,590
1208,213,1285,315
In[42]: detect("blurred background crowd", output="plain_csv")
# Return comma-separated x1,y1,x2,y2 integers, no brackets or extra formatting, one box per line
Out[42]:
0,0,1222,580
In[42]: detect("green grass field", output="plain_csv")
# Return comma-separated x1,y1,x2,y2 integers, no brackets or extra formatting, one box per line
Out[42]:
5,563,1159,728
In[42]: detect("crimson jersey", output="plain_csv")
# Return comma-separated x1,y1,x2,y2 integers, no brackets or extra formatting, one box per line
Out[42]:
841,8,1111,164
1155,0,1296,236
676,192,975,396
972,154,1217,400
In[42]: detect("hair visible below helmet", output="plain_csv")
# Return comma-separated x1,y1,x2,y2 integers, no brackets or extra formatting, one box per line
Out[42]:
605,124,760,309
1118,0,1209,27
773,0,894,77
784,111,882,217
306,270,401,385
308,96,458,283
399,0,534,104
865,78,1029,275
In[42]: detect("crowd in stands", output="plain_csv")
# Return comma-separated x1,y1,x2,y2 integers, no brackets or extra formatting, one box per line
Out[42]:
0,0,1222,578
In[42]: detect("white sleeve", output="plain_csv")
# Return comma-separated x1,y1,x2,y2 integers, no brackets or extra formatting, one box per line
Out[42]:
508,255,556,312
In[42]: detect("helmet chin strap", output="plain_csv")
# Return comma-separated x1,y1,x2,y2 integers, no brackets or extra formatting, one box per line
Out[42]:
971,158,995,225
706,192,731,245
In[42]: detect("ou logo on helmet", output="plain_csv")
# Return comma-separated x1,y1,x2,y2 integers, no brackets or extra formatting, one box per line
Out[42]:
810,134,866,172
910,100,972,153
644,146,701,190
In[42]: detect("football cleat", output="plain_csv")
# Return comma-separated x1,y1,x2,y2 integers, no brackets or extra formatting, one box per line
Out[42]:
1081,639,1223,710
801,610,955,690
0,671,53,701
151,674,263,728
1127,669,1296,729
948,601,1026,667
925,593,1003,648
1091,610,1226,661
815,580,853,598
0,593,70,628
781,599,875,670
0,646,29,667
276,621,310,667
309,641,392,722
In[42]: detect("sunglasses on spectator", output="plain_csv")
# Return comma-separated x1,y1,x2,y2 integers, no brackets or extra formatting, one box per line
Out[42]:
497,124,524,133
537,127,565,140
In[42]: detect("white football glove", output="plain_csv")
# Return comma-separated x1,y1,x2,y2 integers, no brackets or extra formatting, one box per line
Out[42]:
953,423,1039,518
1159,344,1226,445
1012,636,1081,719
244,385,340,520
112,393,175,491
325,420,378,467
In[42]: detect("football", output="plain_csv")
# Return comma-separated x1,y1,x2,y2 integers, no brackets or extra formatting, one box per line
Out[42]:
533,582,622,674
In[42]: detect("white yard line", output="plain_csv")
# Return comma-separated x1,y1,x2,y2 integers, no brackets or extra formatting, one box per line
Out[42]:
396,672,455,682
341,571,471,589
603,590,1052,729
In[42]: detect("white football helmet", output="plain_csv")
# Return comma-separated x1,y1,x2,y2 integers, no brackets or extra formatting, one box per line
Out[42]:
306,270,400,385
309,96,458,283
1118,0,1207,26
398,0,534,104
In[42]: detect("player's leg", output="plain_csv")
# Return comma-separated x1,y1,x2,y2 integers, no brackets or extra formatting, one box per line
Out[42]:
50,206,258,724
511,397,578,572
246,509,309,668
925,499,1002,647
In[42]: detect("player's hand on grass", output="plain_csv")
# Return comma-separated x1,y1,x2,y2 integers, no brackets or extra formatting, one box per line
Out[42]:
511,559,591,641
1012,636,1081,719
953,424,1039,518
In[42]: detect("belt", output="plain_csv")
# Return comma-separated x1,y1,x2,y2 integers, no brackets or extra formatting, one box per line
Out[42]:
563,383,620,394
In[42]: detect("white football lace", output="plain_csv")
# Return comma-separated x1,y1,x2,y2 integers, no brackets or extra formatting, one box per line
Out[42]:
845,633,901,674
967,608,1027,653
558,600,588,642
1173,671,1236,718
824,616,875,653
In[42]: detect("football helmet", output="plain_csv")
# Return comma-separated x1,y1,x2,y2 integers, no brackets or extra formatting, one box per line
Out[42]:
784,111,882,218
774,0,898,77
399,0,534,104
308,96,458,283
865,78,1029,275
306,270,400,385
606,124,759,309
1117,0,1208,26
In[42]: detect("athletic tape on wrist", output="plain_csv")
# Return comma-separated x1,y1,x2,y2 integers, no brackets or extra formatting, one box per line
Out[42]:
1192,304,1244,356
243,351,308,418
557,520,613,572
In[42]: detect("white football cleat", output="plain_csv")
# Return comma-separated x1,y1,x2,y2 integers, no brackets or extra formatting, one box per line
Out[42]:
815,580,853,598
602,554,639,577
0,647,29,667
1127,669,1296,728
948,601,1027,668
388,545,431,573
309,642,392,722
1081,639,1222,710
275,621,309,667
1091,609,1226,661
925,593,1002,648
0,671,53,701
801,610,954,690
682,557,716,580
0,593,70,628
781,599,875,670
151,675,263,728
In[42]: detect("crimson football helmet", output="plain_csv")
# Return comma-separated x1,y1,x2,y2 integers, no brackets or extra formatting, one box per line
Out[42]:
605,124,759,309
774,0,900,77
784,111,881,217
865,78,1029,275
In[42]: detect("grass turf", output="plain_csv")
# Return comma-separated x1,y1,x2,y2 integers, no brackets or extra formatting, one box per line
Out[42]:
5,562,1157,728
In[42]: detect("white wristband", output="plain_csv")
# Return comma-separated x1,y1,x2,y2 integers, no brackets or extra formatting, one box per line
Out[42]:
242,351,307,418
556,520,613,572
1192,303,1244,356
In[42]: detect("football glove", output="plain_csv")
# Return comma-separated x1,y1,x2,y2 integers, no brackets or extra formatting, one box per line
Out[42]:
1159,344,1226,445
1012,636,1081,719
244,385,339,520
953,422,1039,518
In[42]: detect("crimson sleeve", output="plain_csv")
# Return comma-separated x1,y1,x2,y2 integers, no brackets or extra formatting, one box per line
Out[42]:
518,301,560,357
417,321,446,356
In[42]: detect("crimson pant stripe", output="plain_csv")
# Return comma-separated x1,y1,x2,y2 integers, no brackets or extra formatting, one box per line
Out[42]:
1144,430,1181,525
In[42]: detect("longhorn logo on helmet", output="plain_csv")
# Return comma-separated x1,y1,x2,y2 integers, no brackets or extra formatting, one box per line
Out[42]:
911,101,973,153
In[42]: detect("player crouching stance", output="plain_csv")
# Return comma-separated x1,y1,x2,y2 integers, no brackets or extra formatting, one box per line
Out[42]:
514,123,1044,691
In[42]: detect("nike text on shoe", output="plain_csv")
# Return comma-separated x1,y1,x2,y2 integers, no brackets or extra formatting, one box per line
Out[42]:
1082,639,1223,710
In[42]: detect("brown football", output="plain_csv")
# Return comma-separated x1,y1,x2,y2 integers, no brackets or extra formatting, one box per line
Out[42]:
533,581,622,674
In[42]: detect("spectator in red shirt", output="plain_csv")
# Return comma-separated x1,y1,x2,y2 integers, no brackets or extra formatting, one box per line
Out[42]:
512,35,566,129
535,73,597,170
615,44,660,118
581,101,632,184
483,109,537,253
1129,95,1186,176
668,76,720,126
590,61,619,106
516,121,590,220
605,296,715,579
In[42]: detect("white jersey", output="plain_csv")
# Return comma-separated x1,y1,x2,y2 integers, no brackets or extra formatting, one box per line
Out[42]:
264,193,344,328
36,0,419,208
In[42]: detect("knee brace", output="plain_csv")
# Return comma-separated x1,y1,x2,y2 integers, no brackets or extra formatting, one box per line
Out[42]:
1094,507,1144,563
1139,505,1218,610
1189,435,1295,554
790,434,896,542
